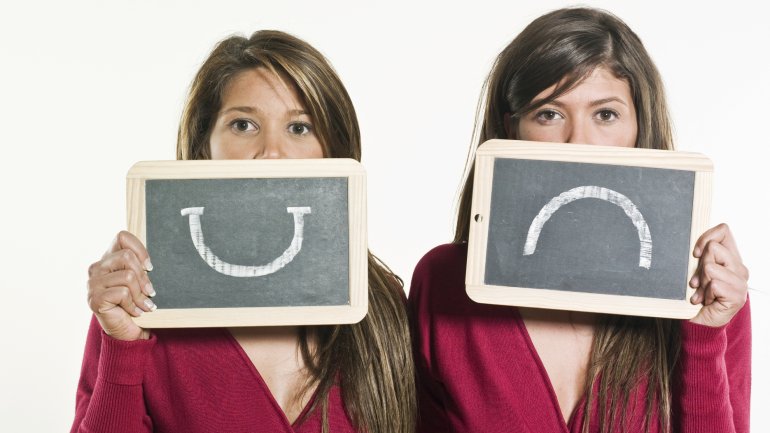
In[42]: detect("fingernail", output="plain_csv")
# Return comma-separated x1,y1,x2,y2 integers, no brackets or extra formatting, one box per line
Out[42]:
134,307,144,316
145,282,156,297
144,258,153,272
689,276,698,287
693,247,702,257
144,299,157,311
690,294,698,304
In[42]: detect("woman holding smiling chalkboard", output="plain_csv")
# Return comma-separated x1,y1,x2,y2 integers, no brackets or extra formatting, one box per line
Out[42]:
409,7,750,433
71,31,415,433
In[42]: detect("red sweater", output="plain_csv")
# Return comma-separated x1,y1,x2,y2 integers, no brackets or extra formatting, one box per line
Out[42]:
408,243,751,433
70,316,357,433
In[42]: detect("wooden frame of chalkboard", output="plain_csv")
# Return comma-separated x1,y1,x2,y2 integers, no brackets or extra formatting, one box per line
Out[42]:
466,140,713,319
126,159,367,328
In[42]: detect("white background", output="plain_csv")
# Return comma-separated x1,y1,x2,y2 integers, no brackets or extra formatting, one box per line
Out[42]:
1,1,767,431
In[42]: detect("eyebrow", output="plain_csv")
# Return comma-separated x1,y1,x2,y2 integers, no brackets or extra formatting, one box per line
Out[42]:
588,97,628,107
544,97,629,108
220,106,309,116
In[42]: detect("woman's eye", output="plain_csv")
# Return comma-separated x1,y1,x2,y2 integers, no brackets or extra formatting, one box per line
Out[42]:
288,122,312,136
535,109,563,123
230,119,257,133
596,109,619,122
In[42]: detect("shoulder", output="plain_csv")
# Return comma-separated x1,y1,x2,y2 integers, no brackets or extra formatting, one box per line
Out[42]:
412,243,468,281
409,243,472,312
409,242,519,320
410,243,467,298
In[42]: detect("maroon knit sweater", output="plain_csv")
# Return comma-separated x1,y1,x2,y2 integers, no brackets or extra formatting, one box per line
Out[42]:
70,317,357,433
409,243,751,433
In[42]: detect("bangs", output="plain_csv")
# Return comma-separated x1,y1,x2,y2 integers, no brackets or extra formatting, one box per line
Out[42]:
506,45,612,119
513,65,596,118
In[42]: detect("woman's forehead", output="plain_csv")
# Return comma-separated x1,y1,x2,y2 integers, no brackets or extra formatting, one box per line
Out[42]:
529,67,632,105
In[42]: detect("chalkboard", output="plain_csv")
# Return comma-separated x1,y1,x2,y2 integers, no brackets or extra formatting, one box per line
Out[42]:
126,159,368,328
466,140,713,319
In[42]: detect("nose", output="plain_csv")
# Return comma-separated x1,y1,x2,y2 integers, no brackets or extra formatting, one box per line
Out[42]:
253,129,284,159
565,119,591,145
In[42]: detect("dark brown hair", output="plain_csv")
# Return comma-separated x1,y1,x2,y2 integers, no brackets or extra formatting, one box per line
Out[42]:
178,30,415,433
454,8,678,433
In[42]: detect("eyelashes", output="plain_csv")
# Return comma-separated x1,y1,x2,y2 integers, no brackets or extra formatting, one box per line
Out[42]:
532,108,622,124
533,109,564,124
288,122,313,136
595,109,620,122
226,118,315,137
229,119,257,133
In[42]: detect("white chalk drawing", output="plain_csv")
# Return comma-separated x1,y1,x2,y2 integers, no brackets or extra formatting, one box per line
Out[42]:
523,186,652,269
180,206,311,277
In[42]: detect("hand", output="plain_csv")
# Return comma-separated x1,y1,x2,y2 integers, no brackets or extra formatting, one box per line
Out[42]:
87,231,156,341
688,223,749,328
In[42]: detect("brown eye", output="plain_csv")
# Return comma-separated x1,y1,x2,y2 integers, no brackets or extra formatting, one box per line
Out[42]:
231,119,257,133
535,109,563,123
596,110,619,122
288,122,312,136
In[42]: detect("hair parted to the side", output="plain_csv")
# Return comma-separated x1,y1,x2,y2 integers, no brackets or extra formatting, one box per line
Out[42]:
178,30,360,161
454,8,678,433
177,30,415,433
455,6,673,244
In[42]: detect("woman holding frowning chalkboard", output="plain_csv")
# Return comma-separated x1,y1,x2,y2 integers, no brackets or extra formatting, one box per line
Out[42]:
71,31,415,433
409,7,750,433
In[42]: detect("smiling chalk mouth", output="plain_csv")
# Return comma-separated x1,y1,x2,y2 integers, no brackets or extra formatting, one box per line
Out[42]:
181,206,312,277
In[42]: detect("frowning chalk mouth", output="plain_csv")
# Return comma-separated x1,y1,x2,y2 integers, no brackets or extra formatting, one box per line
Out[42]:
523,186,652,269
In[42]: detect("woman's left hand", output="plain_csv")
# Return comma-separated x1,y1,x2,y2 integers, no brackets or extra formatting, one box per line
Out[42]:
688,223,749,327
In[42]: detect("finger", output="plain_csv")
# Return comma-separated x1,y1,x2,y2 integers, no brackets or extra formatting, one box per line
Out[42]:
689,248,710,291
696,262,748,306
703,261,748,297
106,231,153,272
95,270,157,312
89,248,155,297
692,223,741,261
689,261,703,290
691,239,749,289
695,280,745,329
690,284,705,304
690,241,721,290
89,285,145,318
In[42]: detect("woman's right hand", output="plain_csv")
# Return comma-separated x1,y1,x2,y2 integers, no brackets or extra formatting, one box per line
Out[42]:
87,231,156,341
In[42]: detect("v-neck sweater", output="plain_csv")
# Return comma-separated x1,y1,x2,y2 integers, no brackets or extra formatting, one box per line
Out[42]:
408,243,751,433
70,316,357,433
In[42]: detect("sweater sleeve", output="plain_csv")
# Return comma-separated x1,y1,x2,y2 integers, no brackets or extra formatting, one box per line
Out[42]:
70,316,156,433
673,298,751,433
408,254,453,433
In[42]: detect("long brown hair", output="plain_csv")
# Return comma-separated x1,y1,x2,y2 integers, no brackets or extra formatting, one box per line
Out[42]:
178,30,415,433
454,8,679,433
